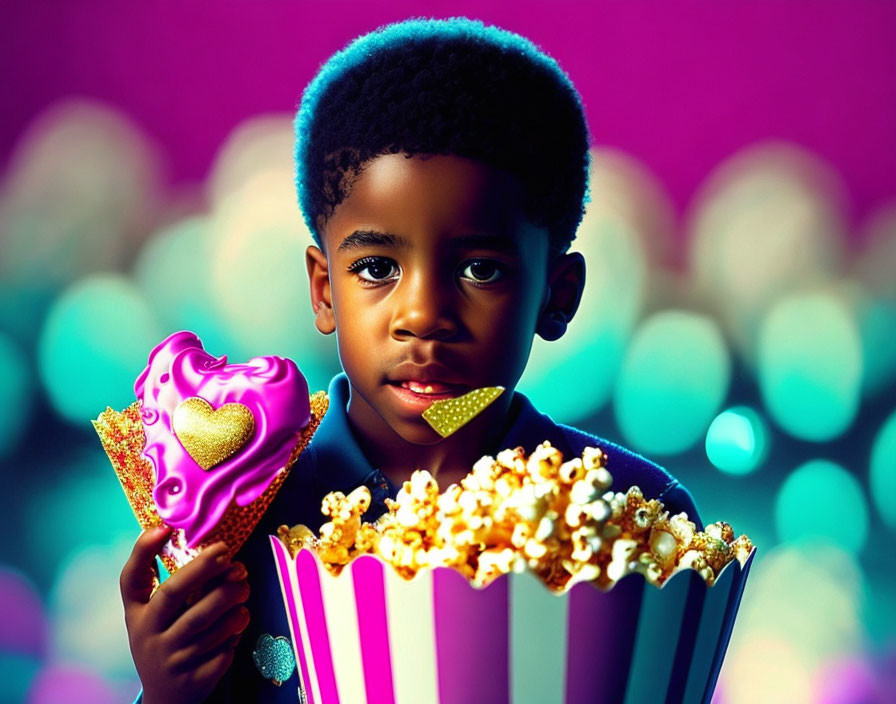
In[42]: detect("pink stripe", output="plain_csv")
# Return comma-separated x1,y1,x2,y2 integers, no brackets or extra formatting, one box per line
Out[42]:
433,568,510,704
564,576,645,704
271,538,316,704
296,549,341,704
351,556,397,704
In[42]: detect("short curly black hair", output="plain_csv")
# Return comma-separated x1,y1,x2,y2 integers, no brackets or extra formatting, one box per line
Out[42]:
295,16,591,256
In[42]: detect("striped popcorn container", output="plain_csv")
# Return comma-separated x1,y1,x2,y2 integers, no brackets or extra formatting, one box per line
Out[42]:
271,537,755,704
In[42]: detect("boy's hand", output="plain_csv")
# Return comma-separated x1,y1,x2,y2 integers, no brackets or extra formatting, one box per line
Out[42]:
121,527,251,704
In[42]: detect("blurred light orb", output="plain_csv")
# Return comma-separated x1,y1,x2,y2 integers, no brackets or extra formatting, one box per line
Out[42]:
24,449,137,587
724,540,865,697
207,114,295,210
854,202,896,301
133,216,237,355
851,291,896,397
0,333,32,458
0,653,41,704
705,406,768,475
208,178,339,393
583,147,678,268
689,142,846,362
614,311,730,455
521,218,645,422
0,98,158,291
26,664,120,704
0,567,47,657
722,635,813,704
0,282,56,347
870,410,896,530
862,570,896,650
520,149,665,422
49,541,137,680
757,290,862,441
813,655,881,704
775,461,868,553
37,274,162,423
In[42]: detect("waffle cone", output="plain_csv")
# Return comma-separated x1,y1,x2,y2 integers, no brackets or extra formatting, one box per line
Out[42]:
93,391,329,575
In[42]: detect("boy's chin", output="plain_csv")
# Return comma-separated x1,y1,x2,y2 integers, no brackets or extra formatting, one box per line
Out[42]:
389,419,450,446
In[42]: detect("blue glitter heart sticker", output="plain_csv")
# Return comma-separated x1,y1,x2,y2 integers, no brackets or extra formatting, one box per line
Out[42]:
252,633,296,686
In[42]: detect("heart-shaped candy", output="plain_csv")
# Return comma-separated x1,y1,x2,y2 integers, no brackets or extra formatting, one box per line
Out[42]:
422,386,504,437
252,633,296,686
172,396,256,470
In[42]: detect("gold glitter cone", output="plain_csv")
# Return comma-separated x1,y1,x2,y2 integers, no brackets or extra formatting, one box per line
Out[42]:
422,386,504,438
93,391,329,575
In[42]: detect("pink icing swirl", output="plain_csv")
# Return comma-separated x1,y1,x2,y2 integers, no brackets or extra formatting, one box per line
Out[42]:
134,331,311,547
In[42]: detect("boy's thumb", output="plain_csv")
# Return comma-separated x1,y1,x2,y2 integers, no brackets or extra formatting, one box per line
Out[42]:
120,525,170,604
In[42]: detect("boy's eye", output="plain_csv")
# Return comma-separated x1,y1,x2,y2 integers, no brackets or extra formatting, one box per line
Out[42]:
460,259,504,284
348,256,399,283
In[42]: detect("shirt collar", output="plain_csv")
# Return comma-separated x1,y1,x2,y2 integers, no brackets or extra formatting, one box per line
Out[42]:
307,373,377,496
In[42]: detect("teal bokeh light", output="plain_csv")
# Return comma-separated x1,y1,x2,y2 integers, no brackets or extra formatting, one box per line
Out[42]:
133,216,237,356
856,297,896,396
208,192,340,394
24,449,137,587
614,311,731,455
519,330,627,424
705,406,769,475
870,410,896,530
0,333,32,458
775,460,869,553
50,542,138,679
758,292,862,441
519,215,647,423
0,653,41,704
37,274,162,423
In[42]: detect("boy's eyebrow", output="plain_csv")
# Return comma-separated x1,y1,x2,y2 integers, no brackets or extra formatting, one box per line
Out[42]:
336,229,409,252
450,233,520,254
336,230,520,253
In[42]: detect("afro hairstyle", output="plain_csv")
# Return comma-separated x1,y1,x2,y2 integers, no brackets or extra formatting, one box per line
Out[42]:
295,16,592,256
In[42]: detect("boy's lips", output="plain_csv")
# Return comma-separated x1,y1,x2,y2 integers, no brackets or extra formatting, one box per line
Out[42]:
385,379,470,411
397,380,464,395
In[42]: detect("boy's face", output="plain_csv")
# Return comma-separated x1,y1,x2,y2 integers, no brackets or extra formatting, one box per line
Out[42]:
307,153,577,446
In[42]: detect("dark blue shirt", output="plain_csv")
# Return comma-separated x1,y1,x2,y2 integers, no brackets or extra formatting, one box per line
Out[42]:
136,373,701,703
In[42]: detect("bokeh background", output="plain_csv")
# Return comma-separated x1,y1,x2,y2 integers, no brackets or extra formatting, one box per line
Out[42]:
1,2,895,702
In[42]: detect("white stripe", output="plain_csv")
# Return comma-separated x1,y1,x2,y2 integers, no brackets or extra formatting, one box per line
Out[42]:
274,544,323,704
318,559,367,704
510,572,569,704
384,567,439,704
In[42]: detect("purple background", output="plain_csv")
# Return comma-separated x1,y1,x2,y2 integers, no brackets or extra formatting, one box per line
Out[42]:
2,3,895,702
3,0,895,241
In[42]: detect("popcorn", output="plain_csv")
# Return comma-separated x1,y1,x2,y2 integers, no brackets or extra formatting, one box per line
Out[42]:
279,442,754,592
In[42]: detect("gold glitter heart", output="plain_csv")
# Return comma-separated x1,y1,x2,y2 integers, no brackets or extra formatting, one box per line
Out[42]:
422,386,504,438
172,397,256,470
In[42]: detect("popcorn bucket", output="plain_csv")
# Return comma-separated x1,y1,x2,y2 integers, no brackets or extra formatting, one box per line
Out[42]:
271,537,755,704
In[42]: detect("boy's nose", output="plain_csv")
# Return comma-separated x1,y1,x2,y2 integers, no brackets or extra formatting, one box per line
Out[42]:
390,275,459,341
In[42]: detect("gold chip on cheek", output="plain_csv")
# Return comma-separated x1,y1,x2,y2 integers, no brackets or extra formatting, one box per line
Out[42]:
422,386,504,438
172,397,256,470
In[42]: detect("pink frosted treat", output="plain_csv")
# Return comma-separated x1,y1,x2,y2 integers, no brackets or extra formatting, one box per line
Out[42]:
131,331,313,560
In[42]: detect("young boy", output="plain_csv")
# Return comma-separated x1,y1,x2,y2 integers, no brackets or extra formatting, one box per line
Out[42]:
120,16,701,704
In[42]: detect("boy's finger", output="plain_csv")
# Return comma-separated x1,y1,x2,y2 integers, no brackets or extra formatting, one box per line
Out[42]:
147,542,232,630
170,603,250,668
189,642,237,693
167,579,250,647
120,525,171,606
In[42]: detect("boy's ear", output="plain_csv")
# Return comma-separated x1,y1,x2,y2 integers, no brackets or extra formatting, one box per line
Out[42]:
536,252,586,342
306,245,336,335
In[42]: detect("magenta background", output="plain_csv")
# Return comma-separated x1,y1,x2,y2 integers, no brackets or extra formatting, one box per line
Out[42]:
2,0,895,241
